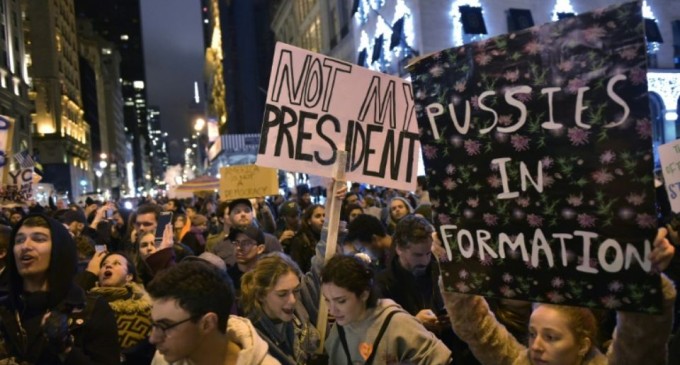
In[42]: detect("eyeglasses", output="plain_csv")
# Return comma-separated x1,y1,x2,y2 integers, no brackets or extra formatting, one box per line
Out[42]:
232,239,256,249
150,315,201,338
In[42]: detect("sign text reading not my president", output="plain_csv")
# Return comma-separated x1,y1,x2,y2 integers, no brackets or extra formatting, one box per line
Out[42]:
257,43,420,191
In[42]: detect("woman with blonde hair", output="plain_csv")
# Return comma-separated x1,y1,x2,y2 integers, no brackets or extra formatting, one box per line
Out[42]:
241,252,321,364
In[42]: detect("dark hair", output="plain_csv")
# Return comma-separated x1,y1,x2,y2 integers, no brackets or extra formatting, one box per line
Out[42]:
301,204,324,229
216,201,229,220
342,203,364,222
321,255,378,308
147,260,234,334
21,215,51,229
393,214,434,249
73,235,96,260
0,224,11,253
346,214,386,244
101,251,138,283
136,203,162,221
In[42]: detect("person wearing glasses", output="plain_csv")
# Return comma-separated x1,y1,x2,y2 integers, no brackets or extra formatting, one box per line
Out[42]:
148,260,279,365
227,226,267,297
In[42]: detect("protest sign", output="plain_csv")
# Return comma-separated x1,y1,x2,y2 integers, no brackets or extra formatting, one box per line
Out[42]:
257,42,419,191
0,167,34,206
219,165,279,200
659,140,680,213
409,2,660,312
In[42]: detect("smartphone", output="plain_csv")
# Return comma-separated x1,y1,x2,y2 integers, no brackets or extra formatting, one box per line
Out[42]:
105,208,113,220
94,244,107,253
155,211,173,244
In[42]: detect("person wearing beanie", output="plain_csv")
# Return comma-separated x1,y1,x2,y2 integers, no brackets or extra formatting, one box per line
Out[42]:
181,214,208,255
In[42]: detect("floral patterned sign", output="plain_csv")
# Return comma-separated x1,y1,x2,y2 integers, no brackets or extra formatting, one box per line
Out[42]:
409,1,662,312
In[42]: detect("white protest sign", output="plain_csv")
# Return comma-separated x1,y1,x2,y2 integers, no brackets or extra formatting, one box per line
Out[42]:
659,140,680,213
257,42,419,191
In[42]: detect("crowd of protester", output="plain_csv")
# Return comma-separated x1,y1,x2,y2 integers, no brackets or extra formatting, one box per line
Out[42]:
0,176,675,364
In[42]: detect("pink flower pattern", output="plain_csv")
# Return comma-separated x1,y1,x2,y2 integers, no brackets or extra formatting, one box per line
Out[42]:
567,128,590,146
464,140,482,155
510,134,531,151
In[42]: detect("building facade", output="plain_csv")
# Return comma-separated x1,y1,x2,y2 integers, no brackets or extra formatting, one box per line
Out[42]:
0,0,32,156
78,19,128,199
25,0,92,199
75,0,152,192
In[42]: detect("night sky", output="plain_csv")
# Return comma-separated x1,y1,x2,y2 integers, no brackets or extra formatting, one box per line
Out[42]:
140,0,204,165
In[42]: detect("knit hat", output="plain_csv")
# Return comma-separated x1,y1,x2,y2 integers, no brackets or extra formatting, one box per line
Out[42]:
191,214,208,226
390,196,414,213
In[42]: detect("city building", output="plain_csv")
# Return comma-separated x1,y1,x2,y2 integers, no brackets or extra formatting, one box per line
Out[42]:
0,0,32,156
75,0,152,192
201,0,275,173
25,0,92,199
148,106,169,188
78,19,128,199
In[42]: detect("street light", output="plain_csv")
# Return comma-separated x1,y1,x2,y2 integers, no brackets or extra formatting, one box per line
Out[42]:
194,118,206,132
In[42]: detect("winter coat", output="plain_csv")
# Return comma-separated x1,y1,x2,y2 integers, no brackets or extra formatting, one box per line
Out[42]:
0,214,120,364
150,315,280,365
441,275,677,365
89,282,152,351
325,299,452,365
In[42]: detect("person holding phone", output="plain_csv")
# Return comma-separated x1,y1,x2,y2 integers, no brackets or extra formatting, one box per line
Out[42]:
134,204,194,286
375,214,474,363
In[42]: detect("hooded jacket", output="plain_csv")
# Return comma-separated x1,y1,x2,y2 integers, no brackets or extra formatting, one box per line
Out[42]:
325,298,452,365
440,275,677,365
0,213,120,364
150,315,280,365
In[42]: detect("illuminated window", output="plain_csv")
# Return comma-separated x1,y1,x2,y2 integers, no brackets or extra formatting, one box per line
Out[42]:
102,48,112,55
120,34,129,41
551,0,576,22
450,0,484,47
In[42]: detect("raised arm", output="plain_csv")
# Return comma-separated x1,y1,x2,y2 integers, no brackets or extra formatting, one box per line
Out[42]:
439,281,527,365
606,228,676,365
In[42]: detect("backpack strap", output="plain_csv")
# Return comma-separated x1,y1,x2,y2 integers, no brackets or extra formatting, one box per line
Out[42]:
365,310,399,365
336,310,400,365
337,325,353,364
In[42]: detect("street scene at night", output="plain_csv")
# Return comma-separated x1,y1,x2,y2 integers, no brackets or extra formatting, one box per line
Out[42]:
0,0,678,364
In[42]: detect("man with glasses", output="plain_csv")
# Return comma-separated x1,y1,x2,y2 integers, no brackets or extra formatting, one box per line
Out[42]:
227,226,266,296
147,260,278,365
211,199,282,268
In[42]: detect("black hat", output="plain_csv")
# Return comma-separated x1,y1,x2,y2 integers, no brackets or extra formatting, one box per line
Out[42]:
60,209,87,225
227,198,253,213
278,200,300,217
228,226,265,245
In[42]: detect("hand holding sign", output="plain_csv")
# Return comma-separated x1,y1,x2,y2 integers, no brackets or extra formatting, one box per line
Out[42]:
649,228,675,273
